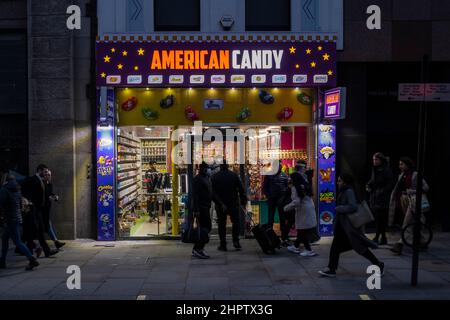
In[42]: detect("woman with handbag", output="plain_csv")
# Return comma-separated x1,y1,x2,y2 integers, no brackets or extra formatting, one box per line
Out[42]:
389,157,430,255
319,174,384,278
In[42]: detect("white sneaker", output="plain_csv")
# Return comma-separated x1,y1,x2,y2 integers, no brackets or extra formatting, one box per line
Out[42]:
287,245,300,254
300,250,317,257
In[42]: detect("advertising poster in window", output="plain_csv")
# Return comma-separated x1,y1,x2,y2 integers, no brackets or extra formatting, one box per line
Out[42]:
97,88,116,241
317,121,336,236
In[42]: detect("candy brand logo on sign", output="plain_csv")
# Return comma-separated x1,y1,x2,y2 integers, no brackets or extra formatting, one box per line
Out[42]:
97,42,336,87
127,75,142,84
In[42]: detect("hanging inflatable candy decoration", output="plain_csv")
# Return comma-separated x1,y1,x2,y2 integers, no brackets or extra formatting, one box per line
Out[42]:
258,90,275,104
236,107,251,122
160,95,175,109
277,107,294,121
297,92,314,105
185,106,200,121
121,97,138,111
142,107,159,120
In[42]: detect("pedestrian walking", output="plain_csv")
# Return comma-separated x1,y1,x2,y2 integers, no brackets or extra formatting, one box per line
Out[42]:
211,162,247,251
284,163,318,257
0,173,39,270
20,164,58,258
262,161,290,246
366,152,394,245
191,162,213,259
42,170,65,250
319,174,384,278
389,157,429,255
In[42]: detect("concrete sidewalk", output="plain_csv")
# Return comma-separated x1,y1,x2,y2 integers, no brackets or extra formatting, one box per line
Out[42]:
0,232,449,300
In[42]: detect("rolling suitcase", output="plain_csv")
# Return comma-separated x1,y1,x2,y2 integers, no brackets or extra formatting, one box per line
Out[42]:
251,223,281,254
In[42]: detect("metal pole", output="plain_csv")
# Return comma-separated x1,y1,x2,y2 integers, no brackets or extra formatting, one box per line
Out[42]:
411,55,428,286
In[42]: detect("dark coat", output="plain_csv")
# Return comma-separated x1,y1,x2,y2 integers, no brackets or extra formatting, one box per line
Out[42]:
192,173,213,212
334,186,378,254
211,168,247,208
263,171,289,200
0,179,23,224
367,165,394,210
21,175,46,209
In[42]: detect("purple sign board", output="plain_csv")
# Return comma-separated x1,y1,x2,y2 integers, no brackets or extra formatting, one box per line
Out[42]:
96,41,336,87
324,87,346,119
317,121,336,236
96,88,116,241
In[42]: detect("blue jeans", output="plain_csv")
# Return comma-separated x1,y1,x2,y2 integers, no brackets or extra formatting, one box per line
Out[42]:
1,222,34,261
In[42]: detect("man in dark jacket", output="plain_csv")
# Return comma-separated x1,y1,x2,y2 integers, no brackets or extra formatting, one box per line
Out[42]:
191,162,213,259
366,152,394,245
20,164,58,258
211,162,247,251
0,174,39,270
263,162,290,246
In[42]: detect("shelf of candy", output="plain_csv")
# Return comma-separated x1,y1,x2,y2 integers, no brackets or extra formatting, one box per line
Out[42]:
117,162,140,172
117,170,139,181
142,163,167,172
117,177,139,191
141,155,166,164
118,190,139,208
117,145,138,154
259,149,307,160
118,130,139,143
118,154,138,163
118,136,139,148
118,183,138,200
142,139,166,148
247,163,265,201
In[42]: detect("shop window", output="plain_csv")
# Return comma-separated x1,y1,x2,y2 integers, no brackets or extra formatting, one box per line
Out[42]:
154,0,200,31
246,0,291,31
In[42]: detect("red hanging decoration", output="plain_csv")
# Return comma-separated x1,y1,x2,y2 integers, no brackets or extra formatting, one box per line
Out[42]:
121,97,138,111
185,106,200,121
277,107,294,121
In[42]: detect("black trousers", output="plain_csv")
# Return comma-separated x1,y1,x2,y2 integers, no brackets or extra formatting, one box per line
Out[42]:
267,197,290,241
294,229,312,251
374,208,389,238
328,223,379,271
193,208,212,251
216,205,240,245
23,207,52,256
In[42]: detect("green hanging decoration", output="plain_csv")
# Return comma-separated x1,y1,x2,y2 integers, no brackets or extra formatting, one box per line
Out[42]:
142,107,159,120
236,107,251,122
297,92,314,105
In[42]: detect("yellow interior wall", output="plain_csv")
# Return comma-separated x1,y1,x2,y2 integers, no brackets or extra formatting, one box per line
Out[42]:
117,88,314,126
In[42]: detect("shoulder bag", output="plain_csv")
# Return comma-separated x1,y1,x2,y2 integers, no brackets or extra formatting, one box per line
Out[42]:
347,200,375,229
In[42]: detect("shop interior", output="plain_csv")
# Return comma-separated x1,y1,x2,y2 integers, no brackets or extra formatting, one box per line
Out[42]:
115,88,316,238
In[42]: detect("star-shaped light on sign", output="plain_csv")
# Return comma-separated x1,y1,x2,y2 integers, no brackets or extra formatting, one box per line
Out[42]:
289,46,296,54
104,55,111,63
323,53,330,61
328,70,333,76
310,61,316,68
138,48,145,56
306,49,312,55
122,51,128,57
318,46,323,51
100,72,106,78
117,64,123,70
111,48,116,53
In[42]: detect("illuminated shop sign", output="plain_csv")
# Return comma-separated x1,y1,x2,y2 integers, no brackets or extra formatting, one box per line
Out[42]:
324,87,346,119
96,41,336,87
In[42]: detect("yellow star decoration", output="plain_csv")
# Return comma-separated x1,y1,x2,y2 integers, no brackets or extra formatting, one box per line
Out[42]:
306,48,312,54
138,48,145,56
103,55,111,63
100,72,106,78
122,51,128,57
323,53,330,61
117,64,123,70
289,46,296,54
310,62,316,68
328,70,333,76
134,66,139,71
318,46,323,51
295,64,300,69
111,48,116,53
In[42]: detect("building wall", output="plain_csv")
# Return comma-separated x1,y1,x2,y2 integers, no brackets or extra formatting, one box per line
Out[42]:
28,0,94,239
